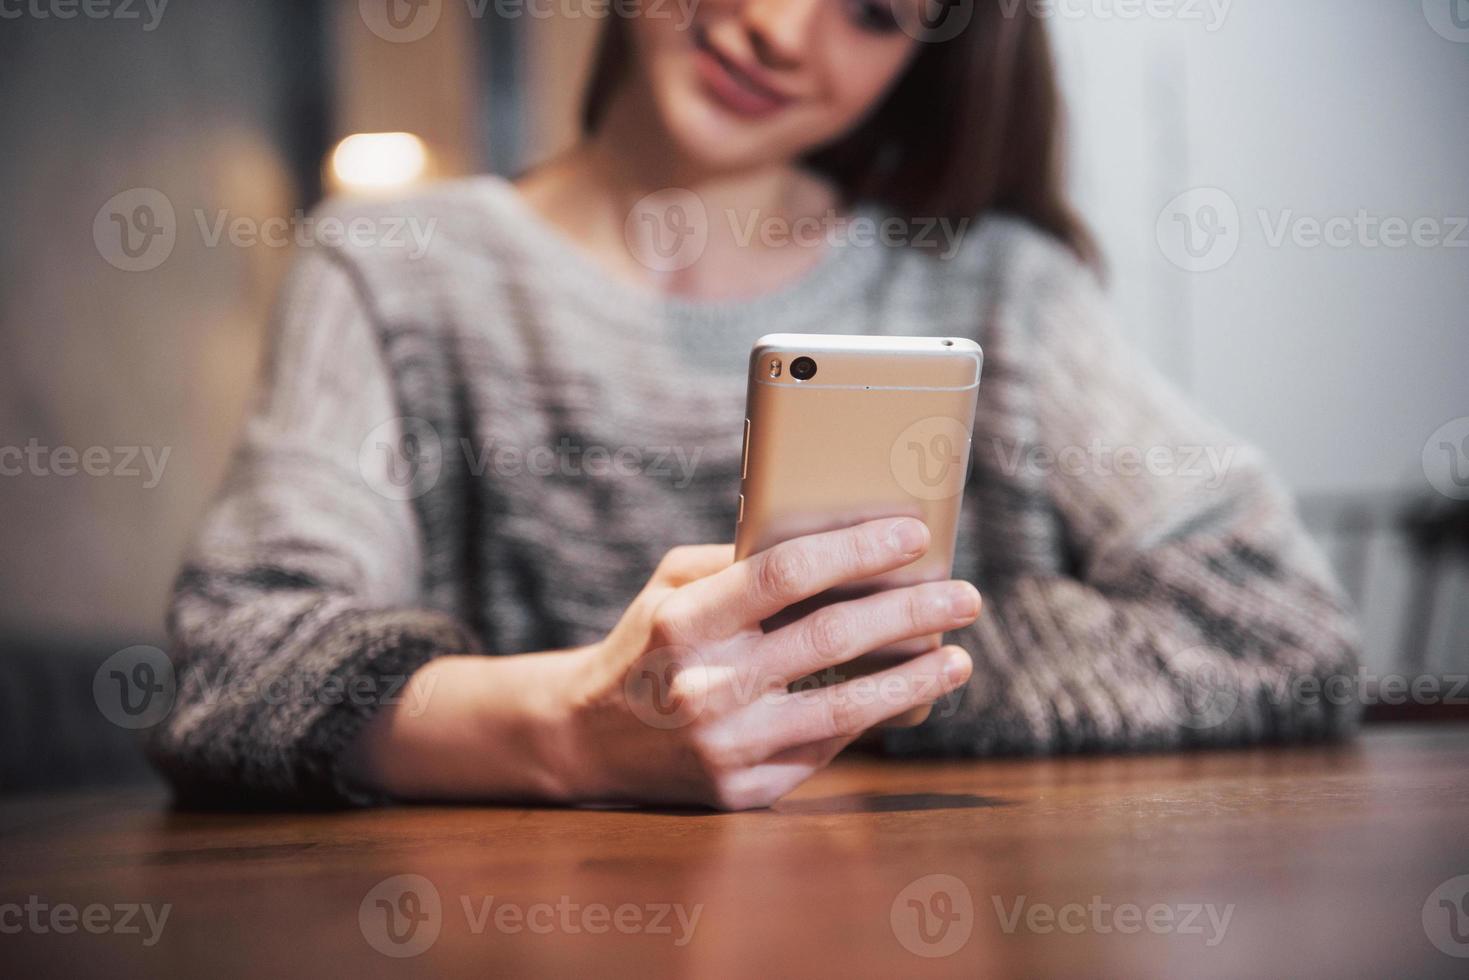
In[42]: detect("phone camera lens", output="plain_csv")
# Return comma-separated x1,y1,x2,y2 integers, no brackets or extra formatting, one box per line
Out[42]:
790,357,818,382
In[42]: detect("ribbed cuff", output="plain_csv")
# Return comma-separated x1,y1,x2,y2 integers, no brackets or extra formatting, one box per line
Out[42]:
295,606,480,806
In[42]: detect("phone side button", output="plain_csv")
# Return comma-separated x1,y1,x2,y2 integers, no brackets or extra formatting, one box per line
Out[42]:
740,418,750,479
737,493,744,523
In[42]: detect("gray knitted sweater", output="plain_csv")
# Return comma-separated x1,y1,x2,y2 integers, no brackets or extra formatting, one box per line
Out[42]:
150,177,1361,805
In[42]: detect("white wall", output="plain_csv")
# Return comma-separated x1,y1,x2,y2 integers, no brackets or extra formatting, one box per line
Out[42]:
1055,0,1469,497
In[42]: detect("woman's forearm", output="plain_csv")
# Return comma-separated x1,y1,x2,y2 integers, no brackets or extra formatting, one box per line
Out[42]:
340,525,978,810
340,651,592,803
884,571,1359,759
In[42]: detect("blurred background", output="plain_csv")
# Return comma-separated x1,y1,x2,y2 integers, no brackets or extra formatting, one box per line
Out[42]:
1,0,1466,793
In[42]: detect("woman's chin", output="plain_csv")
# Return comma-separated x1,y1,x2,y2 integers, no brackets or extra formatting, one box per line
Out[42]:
661,98,801,175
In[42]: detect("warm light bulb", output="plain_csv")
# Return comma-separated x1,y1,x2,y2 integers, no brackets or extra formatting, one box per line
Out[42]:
329,132,429,193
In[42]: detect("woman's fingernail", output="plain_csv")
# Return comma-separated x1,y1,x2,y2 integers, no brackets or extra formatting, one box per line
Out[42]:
949,584,980,619
943,650,972,685
890,519,927,557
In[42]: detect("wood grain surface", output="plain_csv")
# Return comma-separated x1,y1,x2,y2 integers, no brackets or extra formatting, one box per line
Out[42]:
3,726,1468,979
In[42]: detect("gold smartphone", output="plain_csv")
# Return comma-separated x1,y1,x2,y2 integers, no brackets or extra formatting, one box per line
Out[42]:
735,334,983,652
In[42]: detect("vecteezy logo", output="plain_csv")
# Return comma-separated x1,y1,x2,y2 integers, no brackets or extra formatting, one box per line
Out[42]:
1422,417,1469,500
623,189,708,273
1423,0,1469,43
893,0,974,43
93,188,176,272
360,874,443,958
93,645,176,729
891,874,974,958
1423,875,1469,958
912,434,960,487
1156,188,1241,273
892,417,972,502
359,0,442,43
1158,646,1240,730
358,417,443,501
623,646,708,730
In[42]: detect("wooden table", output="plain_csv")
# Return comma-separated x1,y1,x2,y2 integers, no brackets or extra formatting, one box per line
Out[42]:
4,726,1468,979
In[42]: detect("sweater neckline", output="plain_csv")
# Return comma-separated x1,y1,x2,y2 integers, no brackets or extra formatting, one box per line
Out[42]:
470,175,886,327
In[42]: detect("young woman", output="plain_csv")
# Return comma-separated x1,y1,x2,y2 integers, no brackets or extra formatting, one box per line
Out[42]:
150,1,1360,809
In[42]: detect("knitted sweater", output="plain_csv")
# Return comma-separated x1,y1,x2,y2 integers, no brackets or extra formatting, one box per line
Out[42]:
149,178,1361,805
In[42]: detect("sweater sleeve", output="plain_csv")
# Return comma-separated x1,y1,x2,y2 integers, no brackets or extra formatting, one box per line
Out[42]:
147,247,478,806
886,232,1362,757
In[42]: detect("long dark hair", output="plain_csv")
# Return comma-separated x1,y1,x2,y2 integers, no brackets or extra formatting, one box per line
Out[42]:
581,4,1099,268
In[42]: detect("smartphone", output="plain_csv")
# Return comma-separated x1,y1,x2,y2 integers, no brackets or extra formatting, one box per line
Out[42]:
734,334,983,649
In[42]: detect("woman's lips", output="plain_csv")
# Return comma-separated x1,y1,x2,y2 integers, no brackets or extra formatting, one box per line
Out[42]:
693,35,795,119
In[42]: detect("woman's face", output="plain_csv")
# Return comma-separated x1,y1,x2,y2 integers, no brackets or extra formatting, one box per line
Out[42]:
627,0,921,172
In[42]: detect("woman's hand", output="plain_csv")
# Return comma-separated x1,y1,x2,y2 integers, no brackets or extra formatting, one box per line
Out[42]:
343,516,980,811
552,517,980,810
